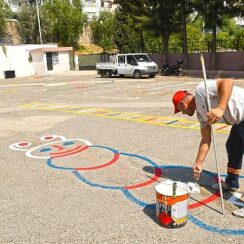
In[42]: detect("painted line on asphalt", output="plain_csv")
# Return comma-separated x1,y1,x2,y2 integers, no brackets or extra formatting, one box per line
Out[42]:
19,102,231,134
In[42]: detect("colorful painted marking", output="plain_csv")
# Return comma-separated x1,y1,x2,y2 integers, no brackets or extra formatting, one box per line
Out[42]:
0,89,16,94
19,103,232,134
9,135,244,236
165,119,178,124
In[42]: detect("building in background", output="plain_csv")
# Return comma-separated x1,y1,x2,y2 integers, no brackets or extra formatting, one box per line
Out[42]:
234,16,244,27
6,0,116,20
5,0,36,13
81,0,116,21
0,44,73,79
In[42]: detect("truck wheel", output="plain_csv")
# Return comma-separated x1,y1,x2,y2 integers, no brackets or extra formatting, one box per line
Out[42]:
133,70,142,79
149,74,155,78
105,70,111,78
101,71,105,78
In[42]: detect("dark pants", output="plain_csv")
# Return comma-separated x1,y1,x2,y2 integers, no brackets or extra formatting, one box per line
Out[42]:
225,121,244,188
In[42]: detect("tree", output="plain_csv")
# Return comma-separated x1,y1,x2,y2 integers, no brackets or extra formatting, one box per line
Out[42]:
90,12,115,52
114,0,149,52
186,17,205,52
17,6,38,43
43,0,87,48
17,0,86,48
0,0,12,38
139,0,181,58
192,0,243,68
113,6,143,52
178,0,194,68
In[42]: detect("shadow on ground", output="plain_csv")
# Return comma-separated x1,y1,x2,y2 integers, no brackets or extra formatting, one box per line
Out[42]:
142,165,244,223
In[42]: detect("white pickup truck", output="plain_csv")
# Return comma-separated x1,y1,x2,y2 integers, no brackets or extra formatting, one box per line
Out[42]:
96,53,158,78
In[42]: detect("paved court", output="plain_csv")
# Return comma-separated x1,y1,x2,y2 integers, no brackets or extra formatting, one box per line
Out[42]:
1,71,244,243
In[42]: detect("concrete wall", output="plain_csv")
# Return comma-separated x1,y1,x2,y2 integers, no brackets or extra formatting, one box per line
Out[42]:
30,50,72,76
149,51,244,78
0,45,35,79
150,52,244,71
31,51,46,77
51,52,70,73
0,44,56,79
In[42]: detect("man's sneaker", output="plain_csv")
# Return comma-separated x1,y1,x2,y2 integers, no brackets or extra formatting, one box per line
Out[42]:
212,181,239,192
233,208,244,218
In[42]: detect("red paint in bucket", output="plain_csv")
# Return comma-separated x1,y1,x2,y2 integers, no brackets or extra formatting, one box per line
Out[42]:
155,180,189,228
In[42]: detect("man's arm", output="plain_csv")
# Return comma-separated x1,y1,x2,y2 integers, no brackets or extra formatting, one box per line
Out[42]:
193,125,211,180
207,78,234,125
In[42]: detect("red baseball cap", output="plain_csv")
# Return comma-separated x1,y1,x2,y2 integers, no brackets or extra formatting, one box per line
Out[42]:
172,90,189,114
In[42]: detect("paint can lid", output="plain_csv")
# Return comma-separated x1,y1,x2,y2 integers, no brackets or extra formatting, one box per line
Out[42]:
155,180,189,196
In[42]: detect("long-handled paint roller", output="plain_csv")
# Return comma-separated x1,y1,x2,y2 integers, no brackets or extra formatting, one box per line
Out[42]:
200,54,225,215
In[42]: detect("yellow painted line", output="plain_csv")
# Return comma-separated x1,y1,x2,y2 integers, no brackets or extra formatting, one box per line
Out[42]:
19,103,230,134
0,89,16,94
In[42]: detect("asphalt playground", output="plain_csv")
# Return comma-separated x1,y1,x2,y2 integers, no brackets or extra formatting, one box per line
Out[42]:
1,70,244,243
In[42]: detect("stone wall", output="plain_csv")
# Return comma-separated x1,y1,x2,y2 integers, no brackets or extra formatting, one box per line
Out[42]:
6,19,21,45
78,24,94,45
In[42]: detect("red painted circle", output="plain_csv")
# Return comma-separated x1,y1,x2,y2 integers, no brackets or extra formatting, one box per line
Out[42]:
160,169,220,210
75,152,120,170
125,167,220,209
19,142,30,147
44,136,54,140
125,168,162,190
189,176,220,209
160,168,220,210
49,145,120,171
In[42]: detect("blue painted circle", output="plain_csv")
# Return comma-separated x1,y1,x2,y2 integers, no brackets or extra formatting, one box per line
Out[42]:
46,145,119,171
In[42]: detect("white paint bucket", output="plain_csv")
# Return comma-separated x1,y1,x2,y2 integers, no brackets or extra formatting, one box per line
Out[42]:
155,180,189,228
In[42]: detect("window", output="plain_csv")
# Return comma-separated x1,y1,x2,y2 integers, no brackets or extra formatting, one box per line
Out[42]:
87,12,95,21
102,1,112,9
127,55,137,65
118,55,125,64
134,54,151,62
52,52,59,64
85,0,96,7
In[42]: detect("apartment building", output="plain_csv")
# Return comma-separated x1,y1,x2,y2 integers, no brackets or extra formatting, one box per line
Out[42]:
6,0,116,20
82,0,116,21
235,16,244,27
5,0,32,12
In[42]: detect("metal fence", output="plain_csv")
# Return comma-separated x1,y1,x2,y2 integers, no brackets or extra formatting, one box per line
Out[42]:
78,54,101,70
0,36,13,44
78,53,116,70
168,39,244,53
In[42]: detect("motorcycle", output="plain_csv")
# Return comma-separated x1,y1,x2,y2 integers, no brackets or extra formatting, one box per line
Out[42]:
160,59,183,76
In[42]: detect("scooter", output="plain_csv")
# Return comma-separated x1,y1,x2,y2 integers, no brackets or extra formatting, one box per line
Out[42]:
160,59,183,76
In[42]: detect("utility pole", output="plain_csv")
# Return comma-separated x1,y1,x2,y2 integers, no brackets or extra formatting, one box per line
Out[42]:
36,0,43,44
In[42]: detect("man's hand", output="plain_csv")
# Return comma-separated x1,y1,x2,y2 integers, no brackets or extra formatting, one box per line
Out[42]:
193,163,202,180
207,107,224,125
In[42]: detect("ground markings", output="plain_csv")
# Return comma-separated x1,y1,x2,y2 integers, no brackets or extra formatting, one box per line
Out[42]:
19,102,231,134
0,89,16,94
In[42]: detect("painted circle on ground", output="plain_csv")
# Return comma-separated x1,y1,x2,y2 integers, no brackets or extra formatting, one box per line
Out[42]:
160,165,220,210
71,151,161,190
120,152,161,189
125,168,162,190
47,145,120,171
19,142,31,147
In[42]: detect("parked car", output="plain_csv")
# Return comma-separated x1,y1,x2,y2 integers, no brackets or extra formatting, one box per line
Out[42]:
96,53,158,79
